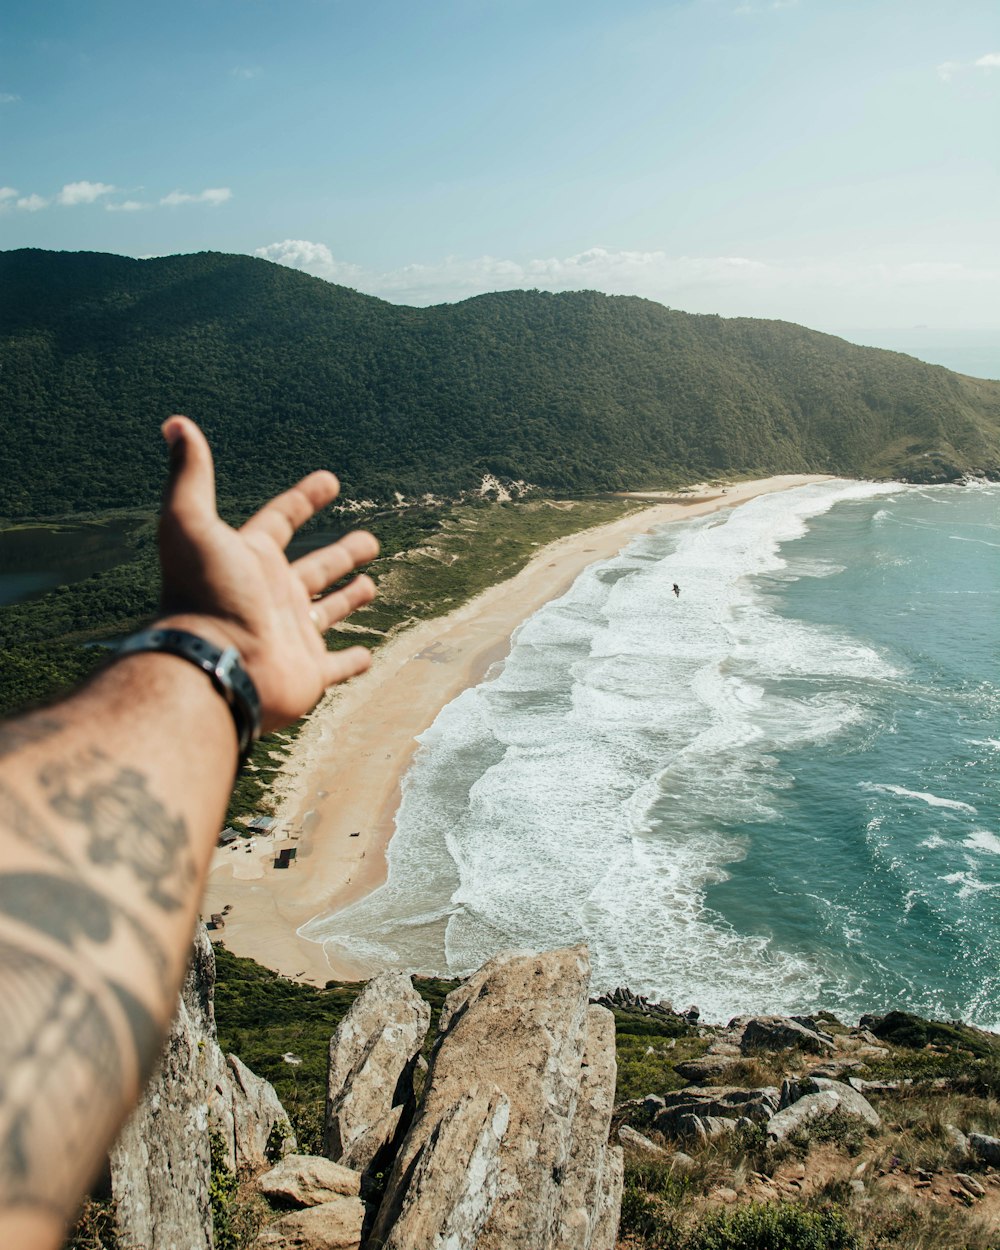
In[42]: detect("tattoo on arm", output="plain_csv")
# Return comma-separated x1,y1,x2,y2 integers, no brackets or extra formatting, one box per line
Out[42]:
40,756,197,913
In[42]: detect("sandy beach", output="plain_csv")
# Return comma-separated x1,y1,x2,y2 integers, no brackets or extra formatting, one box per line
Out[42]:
201,474,833,983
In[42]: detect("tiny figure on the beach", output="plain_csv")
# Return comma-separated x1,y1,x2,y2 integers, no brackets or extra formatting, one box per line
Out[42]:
350,830,360,837
672,583,681,598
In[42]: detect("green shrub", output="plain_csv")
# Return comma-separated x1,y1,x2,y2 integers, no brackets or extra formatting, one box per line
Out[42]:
684,1202,860,1250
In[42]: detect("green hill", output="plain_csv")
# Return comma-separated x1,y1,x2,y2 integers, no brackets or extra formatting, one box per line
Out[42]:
2,248,998,517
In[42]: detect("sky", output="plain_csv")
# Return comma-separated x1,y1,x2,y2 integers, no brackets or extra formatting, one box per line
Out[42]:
2,0,999,368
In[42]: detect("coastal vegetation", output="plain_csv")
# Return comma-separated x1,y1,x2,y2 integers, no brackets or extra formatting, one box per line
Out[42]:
3,249,999,525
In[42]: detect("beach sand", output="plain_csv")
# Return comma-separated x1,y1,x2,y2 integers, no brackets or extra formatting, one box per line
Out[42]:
201,474,833,983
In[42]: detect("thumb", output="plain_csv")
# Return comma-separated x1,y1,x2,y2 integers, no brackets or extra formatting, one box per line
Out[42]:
161,415,218,531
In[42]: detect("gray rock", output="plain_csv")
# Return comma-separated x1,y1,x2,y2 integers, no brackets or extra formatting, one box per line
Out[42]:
741,1016,835,1056
676,1114,740,1144
618,1125,670,1159
846,1076,909,1096
324,971,430,1174
251,1197,367,1249
673,1055,741,1084
222,1054,297,1171
641,1095,666,1117
955,1173,986,1198
371,946,618,1250
653,1086,780,1137
373,1085,511,1250
944,1123,970,1157
111,926,296,1250
589,1146,624,1250
257,1155,362,1208
553,1006,622,1250
767,1081,880,1142
110,949,214,1250
969,1132,1000,1167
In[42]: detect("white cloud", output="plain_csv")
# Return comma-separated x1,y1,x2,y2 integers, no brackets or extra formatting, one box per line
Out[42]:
252,241,1000,328
0,186,18,201
57,180,116,206
0,93,19,104
230,66,261,80
160,187,232,206
16,194,48,212
938,52,1000,80
106,199,150,212
254,240,365,285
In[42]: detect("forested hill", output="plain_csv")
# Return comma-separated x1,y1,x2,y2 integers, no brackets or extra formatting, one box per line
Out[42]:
2,248,999,517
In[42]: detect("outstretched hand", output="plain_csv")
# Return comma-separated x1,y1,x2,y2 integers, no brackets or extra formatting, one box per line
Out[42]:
157,415,379,733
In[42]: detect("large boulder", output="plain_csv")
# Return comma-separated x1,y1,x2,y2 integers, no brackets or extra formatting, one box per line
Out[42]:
653,1086,780,1137
740,1016,835,1056
369,1085,511,1250
767,1078,880,1142
618,1125,670,1160
969,1133,1000,1167
324,971,430,1174
215,1053,297,1173
369,946,621,1250
673,1055,741,1084
257,1155,362,1208
251,1197,366,1249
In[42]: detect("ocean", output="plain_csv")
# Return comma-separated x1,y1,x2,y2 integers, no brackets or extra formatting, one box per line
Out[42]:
303,480,1000,1028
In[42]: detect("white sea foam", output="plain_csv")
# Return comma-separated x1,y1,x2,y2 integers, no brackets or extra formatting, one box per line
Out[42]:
965,830,1000,856
303,479,907,1018
860,782,978,814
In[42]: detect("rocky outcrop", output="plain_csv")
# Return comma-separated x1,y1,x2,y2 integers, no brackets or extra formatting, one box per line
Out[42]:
969,1132,1000,1167
653,1086,780,1137
215,1053,297,1173
110,926,295,1250
767,1077,881,1142
258,1155,362,1207
740,1015,835,1056
618,1124,670,1159
368,946,622,1250
252,1200,367,1249
109,942,215,1250
370,1085,511,1250
324,971,430,1174
252,1155,367,1250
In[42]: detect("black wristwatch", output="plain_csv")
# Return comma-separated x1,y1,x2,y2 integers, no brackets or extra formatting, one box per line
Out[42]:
114,627,262,769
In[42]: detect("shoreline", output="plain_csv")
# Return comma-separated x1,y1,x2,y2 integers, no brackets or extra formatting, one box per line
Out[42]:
201,474,834,984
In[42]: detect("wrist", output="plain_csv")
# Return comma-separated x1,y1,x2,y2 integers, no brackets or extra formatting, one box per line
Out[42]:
115,624,262,769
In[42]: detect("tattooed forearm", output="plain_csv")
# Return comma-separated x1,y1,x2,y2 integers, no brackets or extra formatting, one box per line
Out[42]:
40,756,197,913
0,935,149,1223
0,779,72,864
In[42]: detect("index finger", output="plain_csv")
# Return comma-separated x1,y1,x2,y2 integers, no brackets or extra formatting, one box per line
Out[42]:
241,470,340,548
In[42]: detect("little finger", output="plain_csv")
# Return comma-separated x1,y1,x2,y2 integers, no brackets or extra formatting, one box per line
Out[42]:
322,645,374,687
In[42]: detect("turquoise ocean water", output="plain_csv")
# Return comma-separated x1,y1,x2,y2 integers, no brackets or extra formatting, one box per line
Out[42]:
304,480,1000,1027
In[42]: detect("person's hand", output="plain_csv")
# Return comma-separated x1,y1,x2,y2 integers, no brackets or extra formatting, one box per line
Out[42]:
156,415,379,733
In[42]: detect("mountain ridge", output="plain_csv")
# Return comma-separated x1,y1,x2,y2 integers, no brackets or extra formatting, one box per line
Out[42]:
2,248,998,518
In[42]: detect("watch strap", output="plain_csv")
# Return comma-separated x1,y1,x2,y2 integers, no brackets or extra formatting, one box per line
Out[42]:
114,627,262,768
